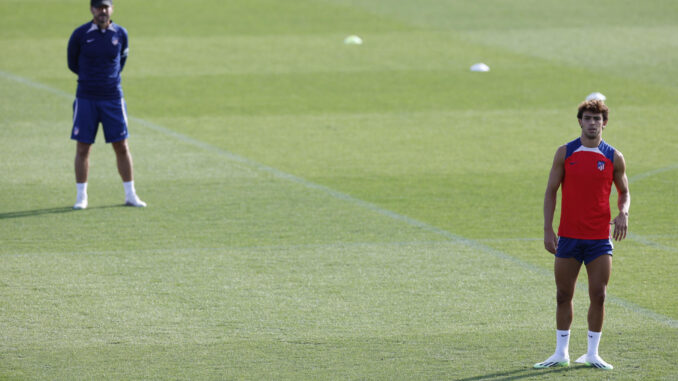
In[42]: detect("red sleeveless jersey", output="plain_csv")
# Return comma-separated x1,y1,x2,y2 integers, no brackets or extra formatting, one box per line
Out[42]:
558,138,616,240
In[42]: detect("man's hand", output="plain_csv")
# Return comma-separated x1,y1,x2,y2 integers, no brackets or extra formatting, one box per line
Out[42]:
544,228,558,254
612,212,628,241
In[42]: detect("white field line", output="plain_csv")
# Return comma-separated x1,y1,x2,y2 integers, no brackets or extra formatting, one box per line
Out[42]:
2,69,676,328
629,164,678,183
627,233,678,253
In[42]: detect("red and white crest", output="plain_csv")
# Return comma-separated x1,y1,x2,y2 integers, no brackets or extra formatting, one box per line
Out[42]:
597,161,605,171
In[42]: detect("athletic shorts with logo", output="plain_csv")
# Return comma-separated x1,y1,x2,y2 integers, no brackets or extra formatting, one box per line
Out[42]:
71,97,129,144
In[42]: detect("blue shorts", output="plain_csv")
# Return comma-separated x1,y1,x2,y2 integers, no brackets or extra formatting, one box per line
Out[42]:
556,237,613,265
71,98,129,144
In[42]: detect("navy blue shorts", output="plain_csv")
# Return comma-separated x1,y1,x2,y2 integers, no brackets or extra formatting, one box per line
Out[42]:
71,98,129,144
556,237,613,265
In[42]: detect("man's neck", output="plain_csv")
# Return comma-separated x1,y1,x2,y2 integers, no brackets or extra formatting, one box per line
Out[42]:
580,135,602,148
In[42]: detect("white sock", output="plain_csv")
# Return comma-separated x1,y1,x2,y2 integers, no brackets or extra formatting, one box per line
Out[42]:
587,331,602,357
76,182,88,200
123,180,136,199
555,329,571,358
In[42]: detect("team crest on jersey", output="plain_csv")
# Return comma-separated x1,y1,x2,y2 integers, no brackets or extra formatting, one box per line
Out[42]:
597,161,605,171
112,37,119,46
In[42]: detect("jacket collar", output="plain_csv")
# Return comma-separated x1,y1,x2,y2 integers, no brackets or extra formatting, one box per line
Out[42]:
86,22,117,33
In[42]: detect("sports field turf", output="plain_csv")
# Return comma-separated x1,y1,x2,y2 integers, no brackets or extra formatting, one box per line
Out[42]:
1,0,677,379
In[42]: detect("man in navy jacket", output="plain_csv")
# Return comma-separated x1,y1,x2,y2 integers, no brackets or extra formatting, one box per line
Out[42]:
68,0,146,209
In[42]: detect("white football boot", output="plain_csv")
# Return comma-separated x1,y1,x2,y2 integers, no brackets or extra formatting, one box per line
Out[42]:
575,354,613,370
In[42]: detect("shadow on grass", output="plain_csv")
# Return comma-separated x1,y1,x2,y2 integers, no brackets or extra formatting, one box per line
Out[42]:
456,365,589,381
0,205,123,219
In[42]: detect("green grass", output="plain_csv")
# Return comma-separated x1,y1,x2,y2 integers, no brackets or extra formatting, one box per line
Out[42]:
1,0,677,379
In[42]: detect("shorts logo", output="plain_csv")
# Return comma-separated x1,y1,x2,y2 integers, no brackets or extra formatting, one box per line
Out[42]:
112,37,119,46
597,161,605,171
74,127,79,136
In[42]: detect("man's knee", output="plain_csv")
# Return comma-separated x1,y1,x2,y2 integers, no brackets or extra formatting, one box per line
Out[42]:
589,287,607,306
556,289,575,305
76,142,92,158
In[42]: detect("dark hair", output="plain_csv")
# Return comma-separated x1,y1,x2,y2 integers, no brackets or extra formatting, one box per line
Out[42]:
577,100,609,121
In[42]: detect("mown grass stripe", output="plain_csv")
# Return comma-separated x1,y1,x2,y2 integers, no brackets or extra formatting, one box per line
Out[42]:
2,68,676,329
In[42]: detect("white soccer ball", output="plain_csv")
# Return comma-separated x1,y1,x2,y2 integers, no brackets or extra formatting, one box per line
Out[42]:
586,92,606,101
470,63,490,72
344,35,363,45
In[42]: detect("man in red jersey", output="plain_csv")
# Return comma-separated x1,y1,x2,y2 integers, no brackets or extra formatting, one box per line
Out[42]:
535,99,630,370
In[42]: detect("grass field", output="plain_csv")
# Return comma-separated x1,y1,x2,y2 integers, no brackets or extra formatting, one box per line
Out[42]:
1,0,677,379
